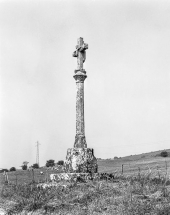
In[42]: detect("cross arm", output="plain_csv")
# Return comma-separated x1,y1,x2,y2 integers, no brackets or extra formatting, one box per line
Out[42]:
76,43,88,52
72,43,88,58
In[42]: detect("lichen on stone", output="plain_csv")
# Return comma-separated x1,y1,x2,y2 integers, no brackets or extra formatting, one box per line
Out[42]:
64,148,98,173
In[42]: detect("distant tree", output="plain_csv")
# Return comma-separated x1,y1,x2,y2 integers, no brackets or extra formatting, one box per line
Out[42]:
21,161,29,170
32,163,39,169
57,160,64,165
10,167,16,171
160,151,168,157
46,159,55,167
22,165,27,170
0,169,8,173
114,156,118,160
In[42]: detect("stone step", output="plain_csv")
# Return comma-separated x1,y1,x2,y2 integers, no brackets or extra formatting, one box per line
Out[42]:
50,172,114,182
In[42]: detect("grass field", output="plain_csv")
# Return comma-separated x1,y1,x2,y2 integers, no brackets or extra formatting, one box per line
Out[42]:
0,149,170,214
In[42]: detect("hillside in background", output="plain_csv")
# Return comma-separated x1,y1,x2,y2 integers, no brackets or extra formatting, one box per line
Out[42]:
98,148,170,161
98,148,170,175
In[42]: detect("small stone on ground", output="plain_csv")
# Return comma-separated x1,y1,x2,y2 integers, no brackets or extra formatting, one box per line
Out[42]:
0,208,5,215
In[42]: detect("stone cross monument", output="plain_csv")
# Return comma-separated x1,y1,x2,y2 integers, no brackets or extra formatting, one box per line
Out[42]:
64,37,98,173
73,38,88,148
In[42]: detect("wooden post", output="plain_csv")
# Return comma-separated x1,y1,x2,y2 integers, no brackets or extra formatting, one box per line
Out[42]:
138,167,141,179
15,173,17,186
6,172,9,183
4,171,9,184
45,170,48,182
157,165,160,179
138,167,140,173
32,169,35,183
122,164,124,174
165,159,168,176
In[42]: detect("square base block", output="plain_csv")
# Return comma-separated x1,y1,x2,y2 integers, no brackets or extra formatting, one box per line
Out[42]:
64,148,98,173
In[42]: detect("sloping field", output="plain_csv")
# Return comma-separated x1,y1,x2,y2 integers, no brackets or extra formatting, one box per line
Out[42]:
98,149,170,176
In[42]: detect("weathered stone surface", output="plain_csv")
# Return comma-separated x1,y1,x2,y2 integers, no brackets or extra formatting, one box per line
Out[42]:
74,135,87,148
64,148,98,173
73,74,87,148
50,173,93,182
48,172,115,183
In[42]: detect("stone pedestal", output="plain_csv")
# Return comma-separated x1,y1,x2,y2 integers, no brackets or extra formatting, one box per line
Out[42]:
65,148,98,173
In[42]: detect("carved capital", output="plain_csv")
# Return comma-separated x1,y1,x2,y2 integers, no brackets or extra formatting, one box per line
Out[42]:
73,72,87,83
74,69,86,74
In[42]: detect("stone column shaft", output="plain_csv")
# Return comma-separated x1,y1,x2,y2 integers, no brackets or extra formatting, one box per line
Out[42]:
73,72,87,148
76,81,85,135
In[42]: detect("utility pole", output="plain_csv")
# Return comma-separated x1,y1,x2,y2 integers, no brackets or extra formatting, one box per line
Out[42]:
35,141,40,167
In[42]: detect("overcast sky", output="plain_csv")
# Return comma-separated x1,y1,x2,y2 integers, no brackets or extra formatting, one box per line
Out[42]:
0,0,170,169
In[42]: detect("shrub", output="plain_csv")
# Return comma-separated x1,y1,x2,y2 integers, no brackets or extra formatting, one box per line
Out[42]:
57,160,64,165
160,151,168,157
22,165,27,170
10,167,16,171
32,163,39,169
46,159,55,167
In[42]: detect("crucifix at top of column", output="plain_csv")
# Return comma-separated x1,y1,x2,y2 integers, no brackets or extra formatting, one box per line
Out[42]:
73,37,88,72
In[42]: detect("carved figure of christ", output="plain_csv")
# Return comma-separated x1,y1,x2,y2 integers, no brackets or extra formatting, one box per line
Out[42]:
73,37,88,71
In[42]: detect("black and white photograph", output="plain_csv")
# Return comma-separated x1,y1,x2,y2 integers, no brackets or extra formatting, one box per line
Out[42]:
0,0,170,214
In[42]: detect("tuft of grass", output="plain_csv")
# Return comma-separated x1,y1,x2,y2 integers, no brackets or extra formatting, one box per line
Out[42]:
1,173,170,214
